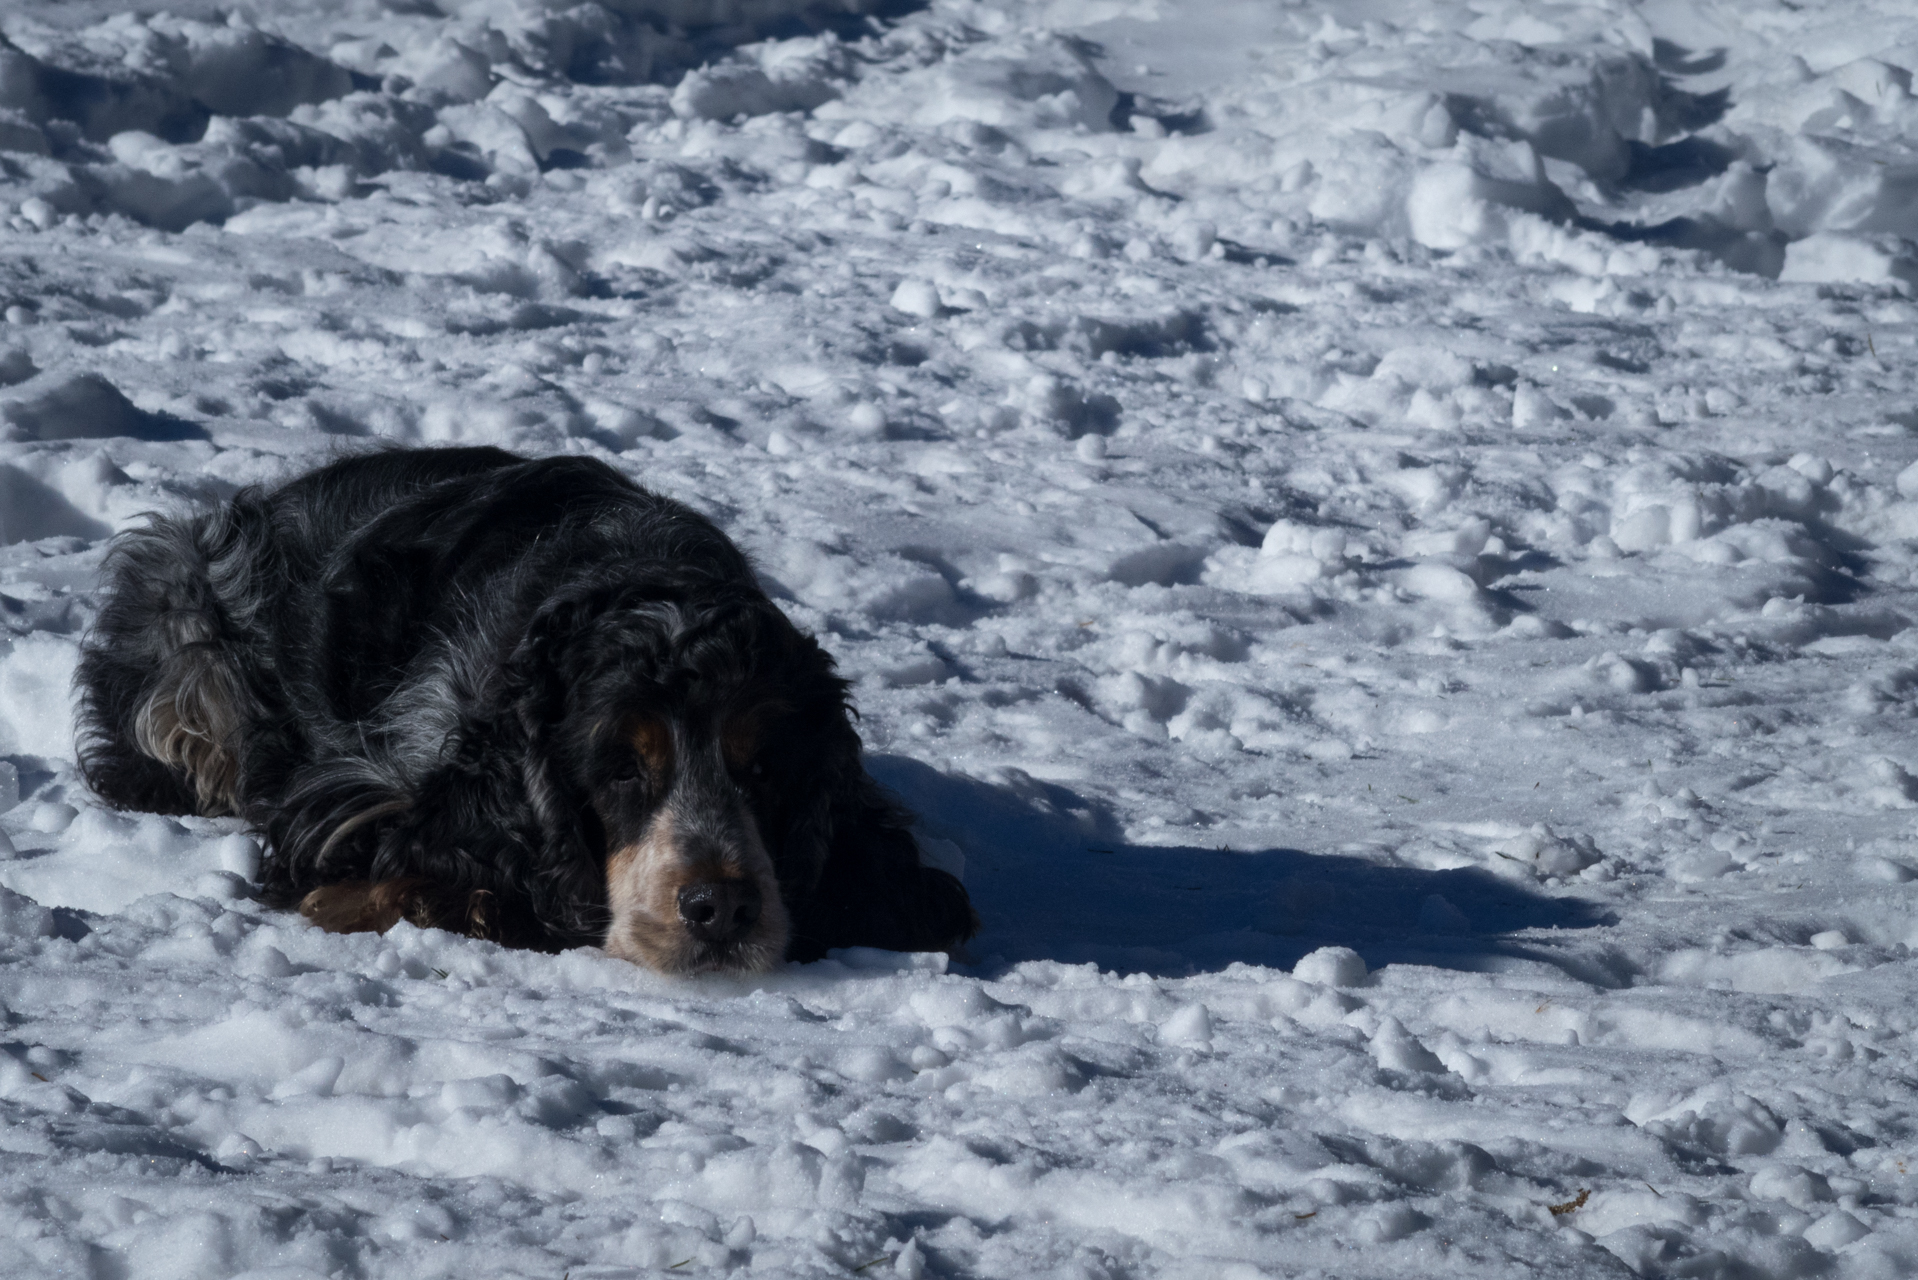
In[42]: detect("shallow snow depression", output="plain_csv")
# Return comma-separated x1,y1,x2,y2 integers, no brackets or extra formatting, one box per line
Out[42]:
9,0,1918,1275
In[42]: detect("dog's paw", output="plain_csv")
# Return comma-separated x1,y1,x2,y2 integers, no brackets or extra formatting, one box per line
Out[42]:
300,879,405,933
299,878,525,943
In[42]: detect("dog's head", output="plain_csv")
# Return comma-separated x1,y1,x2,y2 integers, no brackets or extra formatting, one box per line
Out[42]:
591,704,791,974
517,591,858,974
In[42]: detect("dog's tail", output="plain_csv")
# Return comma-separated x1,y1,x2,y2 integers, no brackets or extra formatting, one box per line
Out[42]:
76,502,259,816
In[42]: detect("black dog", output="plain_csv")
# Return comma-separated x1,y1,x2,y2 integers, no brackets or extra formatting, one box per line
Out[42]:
75,446,977,973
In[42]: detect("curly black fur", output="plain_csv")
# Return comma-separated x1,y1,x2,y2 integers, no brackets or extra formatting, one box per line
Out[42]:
75,446,977,970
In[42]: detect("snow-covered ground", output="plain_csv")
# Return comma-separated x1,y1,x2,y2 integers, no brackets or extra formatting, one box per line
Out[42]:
9,0,1918,1274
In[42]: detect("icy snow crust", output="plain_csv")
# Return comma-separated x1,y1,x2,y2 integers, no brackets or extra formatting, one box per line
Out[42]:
9,0,1918,1275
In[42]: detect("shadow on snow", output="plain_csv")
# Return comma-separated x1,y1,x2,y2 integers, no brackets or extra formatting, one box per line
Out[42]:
870,755,1616,986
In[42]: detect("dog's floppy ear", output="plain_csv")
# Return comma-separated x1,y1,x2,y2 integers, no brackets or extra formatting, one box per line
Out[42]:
365,726,576,943
498,588,598,840
783,773,979,962
424,584,625,943
750,624,861,899
759,627,978,961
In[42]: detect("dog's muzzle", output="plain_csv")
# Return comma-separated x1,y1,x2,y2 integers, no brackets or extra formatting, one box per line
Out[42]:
601,764,790,974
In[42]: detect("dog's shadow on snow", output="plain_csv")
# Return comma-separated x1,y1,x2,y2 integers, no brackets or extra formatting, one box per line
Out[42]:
871,756,1618,986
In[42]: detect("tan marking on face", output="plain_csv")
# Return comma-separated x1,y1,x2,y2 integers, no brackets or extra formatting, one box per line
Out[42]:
602,804,790,975
630,718,673,779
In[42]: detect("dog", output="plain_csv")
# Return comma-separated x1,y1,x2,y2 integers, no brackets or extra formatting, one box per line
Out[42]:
75,446,978,973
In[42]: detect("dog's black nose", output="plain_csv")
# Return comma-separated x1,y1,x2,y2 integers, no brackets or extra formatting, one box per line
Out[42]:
676,880,762,943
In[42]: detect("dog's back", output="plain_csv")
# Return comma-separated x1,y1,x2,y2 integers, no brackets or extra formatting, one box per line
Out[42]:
75,446,526,816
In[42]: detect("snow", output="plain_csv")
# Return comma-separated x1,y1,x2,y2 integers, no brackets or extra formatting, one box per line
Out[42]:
7,0,1918,1274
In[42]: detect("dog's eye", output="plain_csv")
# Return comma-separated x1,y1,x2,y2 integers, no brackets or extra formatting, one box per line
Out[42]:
610,756,642,783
